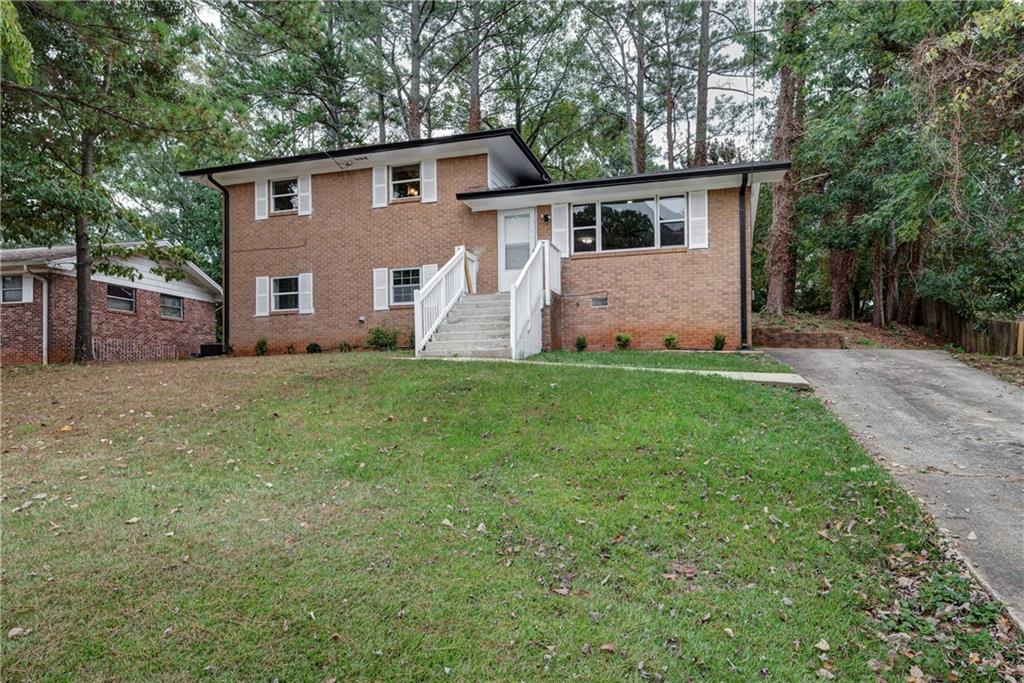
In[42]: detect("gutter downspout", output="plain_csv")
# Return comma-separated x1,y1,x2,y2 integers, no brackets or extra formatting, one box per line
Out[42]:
31,272,48,365
739,172,749,349
207,173,230,351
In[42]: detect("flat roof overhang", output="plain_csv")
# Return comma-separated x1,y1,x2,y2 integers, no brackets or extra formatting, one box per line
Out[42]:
180,128,550,188
457,161,789,211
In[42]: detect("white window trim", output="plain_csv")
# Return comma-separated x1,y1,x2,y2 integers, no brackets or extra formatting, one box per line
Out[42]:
160,293,184,320
271,275,300,312
389,163,421,201
389,267,422,307
1,274,26,304
106,284,136,312
270,177,299,214
570,193,689,255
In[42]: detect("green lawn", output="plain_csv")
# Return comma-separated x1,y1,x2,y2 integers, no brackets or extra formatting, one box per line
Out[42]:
2,354,1019,681
534,349,789,372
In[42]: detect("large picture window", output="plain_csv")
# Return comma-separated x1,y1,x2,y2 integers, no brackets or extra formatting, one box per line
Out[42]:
271,179,299,213
272,276,299,312
390,268,421,305
571,193,688,254
390,163,421,200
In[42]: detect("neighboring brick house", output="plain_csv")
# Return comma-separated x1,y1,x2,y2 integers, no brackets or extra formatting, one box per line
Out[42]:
181,129,787,357
0,242,222,365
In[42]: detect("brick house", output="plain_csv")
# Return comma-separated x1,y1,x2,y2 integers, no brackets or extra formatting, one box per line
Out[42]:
181,129,787,357
1,242,221,365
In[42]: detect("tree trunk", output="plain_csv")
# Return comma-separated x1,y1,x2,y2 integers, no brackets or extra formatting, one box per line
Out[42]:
871,235,886,328
828,248,856,319
407,0,422,140
467,2,482,133
73,131,96,364
664,18,675,170
633,0,646,173
693,0,710,167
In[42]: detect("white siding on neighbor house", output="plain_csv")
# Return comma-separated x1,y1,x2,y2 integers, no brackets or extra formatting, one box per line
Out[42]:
74,256,220,302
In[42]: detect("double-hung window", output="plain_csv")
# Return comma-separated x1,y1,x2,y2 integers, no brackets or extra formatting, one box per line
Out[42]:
106,285,135,312
271,178,299,213
2,275,24,303
390,267,421,305
272,276,299,312
160,294,183,320
390,163,421,199
571,194,688,254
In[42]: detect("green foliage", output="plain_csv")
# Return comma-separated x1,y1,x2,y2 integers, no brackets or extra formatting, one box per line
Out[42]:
0,0,32,86
574,335,587,352
662,334,679,350
338,341,353,353
614,332,631,350
306,342,322,354
365,326,399,351
712,333,727,351
254,337,268,356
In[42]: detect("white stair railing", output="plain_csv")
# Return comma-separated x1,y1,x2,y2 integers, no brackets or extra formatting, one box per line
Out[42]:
414,246,475,356
510,240,560,360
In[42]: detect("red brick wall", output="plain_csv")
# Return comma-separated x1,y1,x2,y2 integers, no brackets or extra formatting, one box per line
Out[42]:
553,188,750,350
1,273,217,365
227,154,500,354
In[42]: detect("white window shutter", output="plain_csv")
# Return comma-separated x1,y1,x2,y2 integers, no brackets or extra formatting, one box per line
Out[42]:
689,190,708,249
373,268,389,310
298,272,314,314
255,180,269,220
421,263,437,286
551,203,569,258
21,274,33,303
255,276,269,316
372,166,387,208
421,159,437,203
297,175,312,216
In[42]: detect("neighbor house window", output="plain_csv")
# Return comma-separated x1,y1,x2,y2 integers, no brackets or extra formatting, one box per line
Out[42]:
390,163,420,199
160,294,183,320
2,275,24,303
390,267,421,305
659,196,687,247
272,276,299,312
601,198,656,250
572,203,597,253
571,193,689,254
271,178,299,213
106,285,135,312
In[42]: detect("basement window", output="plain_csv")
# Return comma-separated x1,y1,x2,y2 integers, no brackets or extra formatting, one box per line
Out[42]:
390,267,421,305
591,296,608,308
272,276,299,312
106,285,136,312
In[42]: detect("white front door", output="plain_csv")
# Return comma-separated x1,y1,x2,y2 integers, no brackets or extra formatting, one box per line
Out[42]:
498,208,537,292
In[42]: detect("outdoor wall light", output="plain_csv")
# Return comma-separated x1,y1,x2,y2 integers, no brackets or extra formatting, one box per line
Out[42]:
542,213,550,222
358,316,366,324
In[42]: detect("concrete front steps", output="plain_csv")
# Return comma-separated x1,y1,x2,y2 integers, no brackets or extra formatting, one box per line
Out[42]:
420,292,512,359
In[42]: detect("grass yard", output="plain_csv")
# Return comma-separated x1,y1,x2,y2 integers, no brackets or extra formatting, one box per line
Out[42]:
533,349,788,372
2,354,1020,681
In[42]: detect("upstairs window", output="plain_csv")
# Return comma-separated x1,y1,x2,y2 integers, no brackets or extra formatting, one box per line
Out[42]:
658,196,687,247
106,285,135,312
272,276,299,312
2,275,24,303
601,198,656,251
271,179,299,213
390,163,421,200
160,294,183,320
390,267,421,305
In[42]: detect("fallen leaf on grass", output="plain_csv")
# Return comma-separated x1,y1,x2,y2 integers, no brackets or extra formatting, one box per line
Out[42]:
600,643,616,654
125,517,140,524
724,628,735,638
816,669,834,680
7,627,31,639
441,519,454,528
814,639,830,652
60,425,73,432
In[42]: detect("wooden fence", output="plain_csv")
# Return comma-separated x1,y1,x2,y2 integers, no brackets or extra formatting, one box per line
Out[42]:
917,298,1024,356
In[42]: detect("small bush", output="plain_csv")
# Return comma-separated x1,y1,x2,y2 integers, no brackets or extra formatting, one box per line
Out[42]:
254,337,268,356
285,344,296,354
306,342,322,354
663,334,679,350
338,341,353,353
614,332,632,350
575,335,588,352
712,333,727,350
366,326,399,351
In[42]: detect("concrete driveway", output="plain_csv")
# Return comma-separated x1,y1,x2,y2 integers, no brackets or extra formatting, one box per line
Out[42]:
767,349,1024,626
